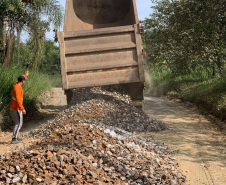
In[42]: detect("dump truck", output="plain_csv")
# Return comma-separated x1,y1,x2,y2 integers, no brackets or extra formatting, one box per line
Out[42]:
56,0,145,109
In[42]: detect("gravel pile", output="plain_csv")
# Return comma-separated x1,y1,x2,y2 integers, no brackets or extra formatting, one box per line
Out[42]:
27,86,168,139
0,123,185,184
0,85,183,184
70,86,168,133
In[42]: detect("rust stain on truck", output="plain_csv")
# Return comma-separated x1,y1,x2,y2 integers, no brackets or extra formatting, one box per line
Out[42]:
57,0,145,109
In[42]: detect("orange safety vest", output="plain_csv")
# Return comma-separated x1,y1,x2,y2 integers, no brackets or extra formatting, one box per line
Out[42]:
10,74,28,111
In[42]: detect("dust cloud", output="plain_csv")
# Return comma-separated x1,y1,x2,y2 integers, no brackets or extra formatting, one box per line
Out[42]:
144,58,154,95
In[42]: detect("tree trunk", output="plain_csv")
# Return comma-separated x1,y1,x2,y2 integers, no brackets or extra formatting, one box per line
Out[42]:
16,21,25,65
16,26,22,65
214,50,222,75
2,21,15,67
212,66,215,77
1,17,7,65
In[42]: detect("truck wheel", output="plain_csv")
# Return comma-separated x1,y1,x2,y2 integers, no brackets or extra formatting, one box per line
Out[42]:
64,89,73,104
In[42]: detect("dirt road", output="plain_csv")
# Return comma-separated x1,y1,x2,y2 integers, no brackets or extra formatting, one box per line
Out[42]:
0,88,67,155
141,95,226,185
0,88,226,184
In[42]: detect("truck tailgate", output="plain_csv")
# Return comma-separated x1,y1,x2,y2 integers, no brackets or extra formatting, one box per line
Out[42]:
58,25,144,89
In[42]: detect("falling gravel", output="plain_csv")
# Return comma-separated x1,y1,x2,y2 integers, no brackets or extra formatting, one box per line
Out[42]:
70,85,168,133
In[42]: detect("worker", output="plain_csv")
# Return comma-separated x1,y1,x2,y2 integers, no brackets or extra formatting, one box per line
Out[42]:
10,71,29,144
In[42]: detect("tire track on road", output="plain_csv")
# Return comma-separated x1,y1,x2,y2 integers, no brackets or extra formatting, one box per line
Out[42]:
141,96,226,185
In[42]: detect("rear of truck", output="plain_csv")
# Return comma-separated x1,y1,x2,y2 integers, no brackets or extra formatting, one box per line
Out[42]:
57,0,145,109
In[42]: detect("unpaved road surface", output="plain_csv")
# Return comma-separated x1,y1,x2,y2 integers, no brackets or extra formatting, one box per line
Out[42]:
141,95,226,185
0,88,226,184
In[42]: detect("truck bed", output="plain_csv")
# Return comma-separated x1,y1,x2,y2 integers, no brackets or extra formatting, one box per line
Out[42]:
58,24,144,90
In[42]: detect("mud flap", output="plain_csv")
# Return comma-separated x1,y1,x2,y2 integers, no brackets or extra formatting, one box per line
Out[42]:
127,82,144,110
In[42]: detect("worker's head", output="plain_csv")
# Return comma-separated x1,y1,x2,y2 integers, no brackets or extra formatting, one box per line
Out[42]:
18,75,27,86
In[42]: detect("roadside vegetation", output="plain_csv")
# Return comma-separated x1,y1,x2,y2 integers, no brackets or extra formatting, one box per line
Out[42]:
147,70,226,119
0,66,52,128
145,0,226,119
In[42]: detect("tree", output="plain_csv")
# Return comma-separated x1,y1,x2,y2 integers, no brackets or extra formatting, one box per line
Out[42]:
0,0,63,68
145,0,226,77
0,0,25,67
12,39,60,73
40,40,59,74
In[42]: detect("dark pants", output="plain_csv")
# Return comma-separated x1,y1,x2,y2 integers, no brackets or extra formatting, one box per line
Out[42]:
10,109,23,139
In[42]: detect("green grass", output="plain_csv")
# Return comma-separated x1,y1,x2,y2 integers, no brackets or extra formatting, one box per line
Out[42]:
146,69,226,119
145,69,205,95
0,65,52,129
179,77,226,118
46,74,62,87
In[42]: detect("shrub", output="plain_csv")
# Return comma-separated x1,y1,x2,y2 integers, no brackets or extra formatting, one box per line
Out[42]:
0,65,52,129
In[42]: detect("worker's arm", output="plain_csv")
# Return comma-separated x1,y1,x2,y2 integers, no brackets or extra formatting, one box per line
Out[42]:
15,85,25,111
23,71,29,78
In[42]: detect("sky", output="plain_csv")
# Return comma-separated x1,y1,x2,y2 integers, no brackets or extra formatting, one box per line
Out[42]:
135,0,153,20
58,0,153,20
21,0,153,41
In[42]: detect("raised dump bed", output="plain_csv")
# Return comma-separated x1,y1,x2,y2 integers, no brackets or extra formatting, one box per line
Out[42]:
57,0,145,108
